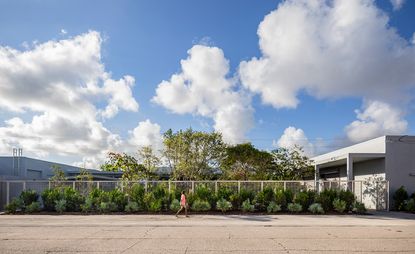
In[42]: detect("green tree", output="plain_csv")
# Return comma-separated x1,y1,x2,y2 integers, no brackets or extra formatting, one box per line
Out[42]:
137,146,160,180
221,143,274,180
163,128,226,180
270,146,314,180
76,168,93,181
100,152,145,181
49,165,67,189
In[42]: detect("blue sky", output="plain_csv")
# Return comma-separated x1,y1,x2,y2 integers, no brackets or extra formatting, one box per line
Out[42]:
0,0,414,167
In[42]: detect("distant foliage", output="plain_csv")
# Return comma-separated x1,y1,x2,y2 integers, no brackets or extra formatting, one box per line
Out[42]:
25,202,41,213
191,200,211,212
125,201,140,213
333,199,346,213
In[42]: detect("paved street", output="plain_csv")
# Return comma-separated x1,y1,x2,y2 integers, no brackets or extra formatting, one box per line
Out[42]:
0,212,414,253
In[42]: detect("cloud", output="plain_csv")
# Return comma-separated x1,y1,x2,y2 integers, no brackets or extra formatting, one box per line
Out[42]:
274,126,315,156
128,119,164,151
390,0,405,10
153,45,254,144
60,29,68,35
0,31,140,168
345,100,407,143
239,0,415,109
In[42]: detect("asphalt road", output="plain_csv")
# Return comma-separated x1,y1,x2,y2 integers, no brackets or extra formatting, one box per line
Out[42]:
0,212,414,253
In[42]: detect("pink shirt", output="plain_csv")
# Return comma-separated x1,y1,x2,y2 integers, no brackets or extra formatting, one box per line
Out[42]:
180,194,186,206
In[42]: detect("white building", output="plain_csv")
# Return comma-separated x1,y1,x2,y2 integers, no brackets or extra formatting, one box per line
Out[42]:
312,135,415,210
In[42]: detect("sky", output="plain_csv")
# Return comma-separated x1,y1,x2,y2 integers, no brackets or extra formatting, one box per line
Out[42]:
0,0,414,168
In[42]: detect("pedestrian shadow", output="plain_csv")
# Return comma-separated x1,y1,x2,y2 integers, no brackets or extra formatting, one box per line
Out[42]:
225,215,274,222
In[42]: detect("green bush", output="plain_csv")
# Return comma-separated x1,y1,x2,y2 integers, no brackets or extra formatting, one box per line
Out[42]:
109,188,127,211
393,186,408,211
81,197,94,213
352,201,367,214
98,201,117,213
267,201,281,213
284,189,294,204
55,199,67,213
333,198,346,213
216,198,232,213
216,187,235,201
129,184,145,207
405,199,415,212
241,199,254,212
191,199,211,212
25,201,41,213
287,203,302,213
338,190,355,212
5,197,24,214
308,203,324,214
294,190,315,210
239,189,256,205
275,189,287,209
63,187,84,212
20,189,39,207
41,188,63,211
125,201,140,213
316,189,337,212
170,199,181,212
148,199,163,212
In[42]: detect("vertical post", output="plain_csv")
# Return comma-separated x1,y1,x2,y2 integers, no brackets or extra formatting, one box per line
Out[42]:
314,165,320,193
191,181,194,193
215,181,218,194
23,181,26,191
145,180,148,193
97,181,100,190
238,181,241,193
168,181,171,193
283,181,286,191
387,181,390,211
6,181,10,205
120,182,124,192
260,181,263,192
72,181,76,190
360,181,363,203
347,154,353,191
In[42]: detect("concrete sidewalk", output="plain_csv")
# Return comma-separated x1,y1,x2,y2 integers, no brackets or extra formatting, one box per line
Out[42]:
0,212,414,253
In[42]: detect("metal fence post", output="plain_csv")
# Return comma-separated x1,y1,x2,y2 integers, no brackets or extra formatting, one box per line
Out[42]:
387,181,390,211
283,181,286,191
215,181,218,194
191,181,194,193
23,181,26,191
168,181,171,193
6,181,10,205
145,180,148,193
97,181,100,190
72,181,76,190
48,181,51,190
238,181,241,193
260,181,264,192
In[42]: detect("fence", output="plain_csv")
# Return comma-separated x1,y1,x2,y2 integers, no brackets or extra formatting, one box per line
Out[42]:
0,179,389,211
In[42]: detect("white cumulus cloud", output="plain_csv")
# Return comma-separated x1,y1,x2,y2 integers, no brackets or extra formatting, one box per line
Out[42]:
153,45,253,144
390,0,405,10
0,31,140,168
239,0,415,109
274,126,315,157
128,119,164,151
345,100,408,143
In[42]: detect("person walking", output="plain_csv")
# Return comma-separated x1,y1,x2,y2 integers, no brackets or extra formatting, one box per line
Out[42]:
176,191,189,217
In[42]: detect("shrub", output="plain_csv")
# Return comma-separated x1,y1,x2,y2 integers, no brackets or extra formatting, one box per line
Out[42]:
109,188,127,211
275,189,287,209
25,201,41,213
333,198,346,213
148,199,163,212
254,191,266,211
5,197,24,214
20,189,39,207
338,190,355,212
239,189,256,205
216,198,232,213
55,199,67,213
294,190,315,210
170,199,181,212
287,203,302,213
217,187,235,201
352,201,367,214
63,187,84,212
125,201,140,213
393,186,408,211
405,199,415,212
129,184,145,208
98,201,117,213
267,201,281,213
241,199,254,212
284,189,294,204
41,188,63,211
191,199,211,212
316,189,337,212
81,197,94,213
308,203,324,214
